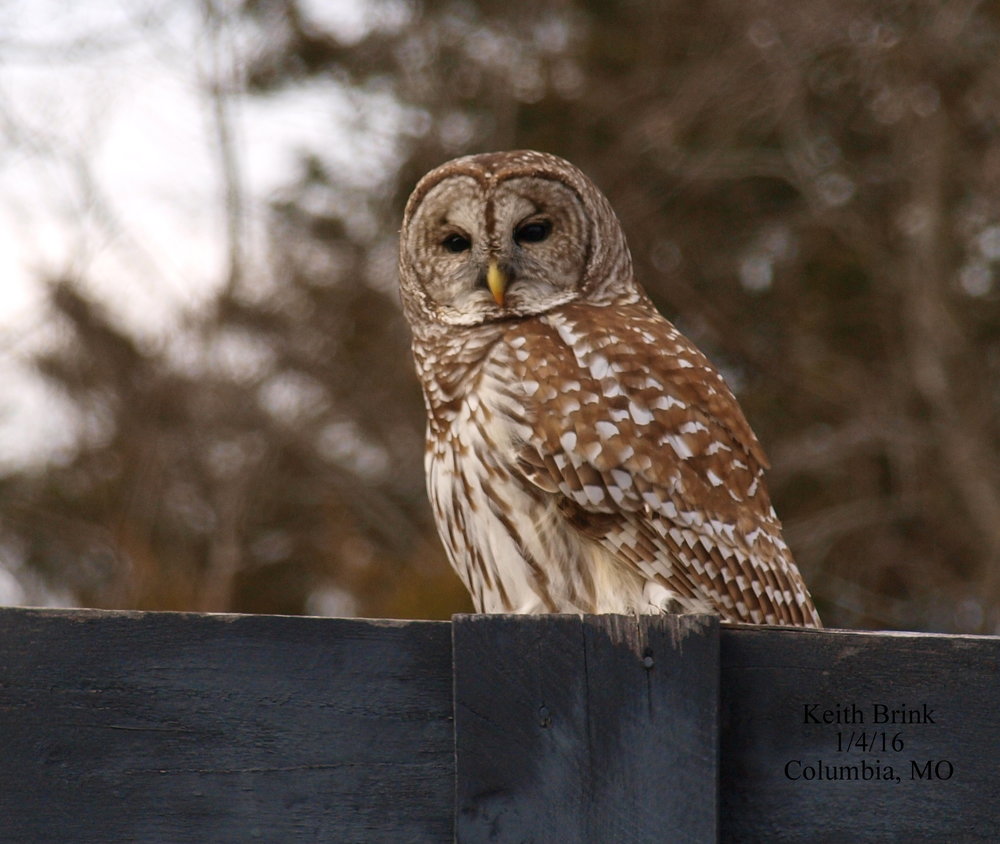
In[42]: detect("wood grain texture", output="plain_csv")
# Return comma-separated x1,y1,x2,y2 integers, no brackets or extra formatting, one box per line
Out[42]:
0,608,454,843
2,607,997,842
720,625,1000,843
453,613,719,843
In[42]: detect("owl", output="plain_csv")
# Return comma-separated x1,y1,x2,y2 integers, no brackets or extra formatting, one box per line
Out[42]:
398,150,820,626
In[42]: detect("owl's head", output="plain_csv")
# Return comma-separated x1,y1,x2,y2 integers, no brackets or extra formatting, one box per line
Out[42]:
398,151,637,329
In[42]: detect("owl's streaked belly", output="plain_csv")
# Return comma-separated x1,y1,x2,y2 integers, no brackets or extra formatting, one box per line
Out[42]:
428,444,651,613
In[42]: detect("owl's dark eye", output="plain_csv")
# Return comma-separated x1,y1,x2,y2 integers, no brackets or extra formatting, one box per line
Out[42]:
514,220,552,245
442,233,471,253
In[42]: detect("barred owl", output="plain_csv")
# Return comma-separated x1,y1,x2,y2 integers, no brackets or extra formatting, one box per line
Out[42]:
398,150,820,626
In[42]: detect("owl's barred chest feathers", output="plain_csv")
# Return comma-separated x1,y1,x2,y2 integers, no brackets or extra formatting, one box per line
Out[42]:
400,150,821,626
417,305,679,614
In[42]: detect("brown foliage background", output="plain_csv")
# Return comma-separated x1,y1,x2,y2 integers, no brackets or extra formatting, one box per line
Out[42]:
3,0,1000,632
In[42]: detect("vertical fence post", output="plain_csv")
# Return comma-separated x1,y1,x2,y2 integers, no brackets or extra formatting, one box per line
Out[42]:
452,613,719,842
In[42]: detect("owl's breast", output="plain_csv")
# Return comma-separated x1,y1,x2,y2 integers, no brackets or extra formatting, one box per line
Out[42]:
425,347,647,614
424,349,547,612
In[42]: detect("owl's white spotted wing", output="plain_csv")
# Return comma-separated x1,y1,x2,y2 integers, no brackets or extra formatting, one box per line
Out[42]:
507,301,821,626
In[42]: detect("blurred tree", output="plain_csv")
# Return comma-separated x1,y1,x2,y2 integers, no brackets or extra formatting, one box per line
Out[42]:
2,0,1000,631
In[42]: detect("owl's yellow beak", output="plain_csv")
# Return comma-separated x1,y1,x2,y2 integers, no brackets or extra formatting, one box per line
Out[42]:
486,262,507,307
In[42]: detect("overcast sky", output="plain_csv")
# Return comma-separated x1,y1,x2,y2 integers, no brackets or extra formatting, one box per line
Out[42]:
0,0,395,470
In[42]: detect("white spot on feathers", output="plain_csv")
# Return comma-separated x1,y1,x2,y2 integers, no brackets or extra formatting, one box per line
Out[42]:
629,402,654,425
663,434,694,459
554,321,581,347
589,354,611,379
679,420,708,435
609,469,633,489
652,395,685,411
595,421,618,440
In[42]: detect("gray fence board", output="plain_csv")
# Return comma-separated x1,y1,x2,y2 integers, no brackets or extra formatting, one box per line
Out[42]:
453,613,718,842
720,625,1000,843
0,608,454,843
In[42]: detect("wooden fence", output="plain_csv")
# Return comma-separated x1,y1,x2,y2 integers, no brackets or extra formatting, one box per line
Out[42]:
0,607,997,842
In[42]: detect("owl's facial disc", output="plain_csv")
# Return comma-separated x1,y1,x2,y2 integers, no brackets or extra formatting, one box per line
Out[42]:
405,174,591,325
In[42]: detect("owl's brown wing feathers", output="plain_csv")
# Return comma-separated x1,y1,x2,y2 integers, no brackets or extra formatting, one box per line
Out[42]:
507,302,821,626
